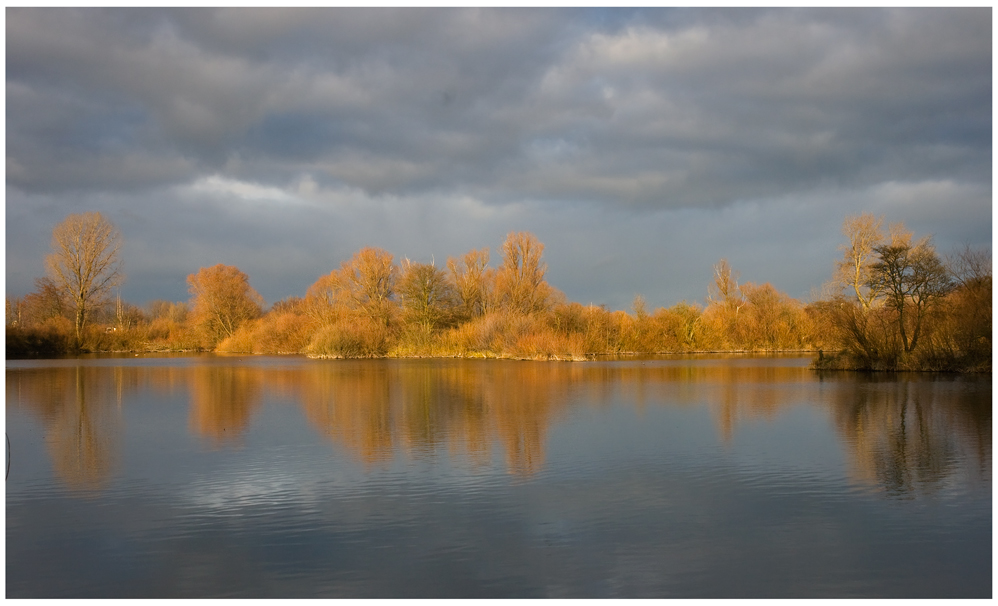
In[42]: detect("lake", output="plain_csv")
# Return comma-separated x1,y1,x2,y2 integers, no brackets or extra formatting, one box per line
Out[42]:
5,354,991,598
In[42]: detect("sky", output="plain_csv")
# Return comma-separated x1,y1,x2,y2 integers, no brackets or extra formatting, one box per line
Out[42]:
5,7,992,312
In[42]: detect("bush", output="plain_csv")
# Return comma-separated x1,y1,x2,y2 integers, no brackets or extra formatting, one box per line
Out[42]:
391,323,443,357
443,313,506,356
510,326,586,360
217,321,257,353
6,317,74,357
80,325,147,352
245,311,318,354
306,316,392,358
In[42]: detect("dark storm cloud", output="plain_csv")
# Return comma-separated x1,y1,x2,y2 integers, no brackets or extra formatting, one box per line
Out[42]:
6,8,991,308
9,8,989,203
7,8,569,195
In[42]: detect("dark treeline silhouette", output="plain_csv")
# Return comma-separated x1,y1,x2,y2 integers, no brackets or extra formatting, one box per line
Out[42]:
6,213,990,371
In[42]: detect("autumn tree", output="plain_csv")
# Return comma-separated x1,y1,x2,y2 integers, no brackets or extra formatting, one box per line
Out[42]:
45,212,123,343
147,300,188,325
397,259,456,330
107,292,144,332
144,300,189,344
447,247,493,320
836,213,918,309
494,232,552,316
867,238,952,354
5,297,21,327
707,258,742,308
943,245,991,367
670,301,705,350
339,247,398,326
836,213,885,309
304,270,349,325
703,259,746,349
19,277,69,327
739,282,808,350
187,264,264,348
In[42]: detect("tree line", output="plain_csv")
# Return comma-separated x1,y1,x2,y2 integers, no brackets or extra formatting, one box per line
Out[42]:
5,211,991,371
813,213,991,372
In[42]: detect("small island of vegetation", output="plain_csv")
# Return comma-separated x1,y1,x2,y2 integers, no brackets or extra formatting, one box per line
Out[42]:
6,211,990,373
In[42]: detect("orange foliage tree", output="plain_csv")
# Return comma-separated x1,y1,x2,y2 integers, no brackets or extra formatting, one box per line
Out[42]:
397,259,457,331
494,231,553,316
187,264,264,349
702,258,746,349
738,282,809,350
304,270,349,326
447,247,493,321
339,247,398,327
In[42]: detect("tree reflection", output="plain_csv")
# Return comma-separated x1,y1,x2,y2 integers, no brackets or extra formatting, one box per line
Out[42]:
6,366,122,491
825,373,991,496
8,358,989,491
283,360,828,474
188,365,262,445
286,361,568,474
292,363,397,463
579,361,813,442
273,360,829,474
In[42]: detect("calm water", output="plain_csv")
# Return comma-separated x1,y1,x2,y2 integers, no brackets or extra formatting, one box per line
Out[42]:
5,354,991,598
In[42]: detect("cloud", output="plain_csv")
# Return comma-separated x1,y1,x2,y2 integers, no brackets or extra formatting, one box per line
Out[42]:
5,8,991,309
184,175,297,204
10,9,988,203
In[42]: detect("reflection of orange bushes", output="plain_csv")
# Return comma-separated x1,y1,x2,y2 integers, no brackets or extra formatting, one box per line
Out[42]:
7,366,123,491
294,363,397,463
282,360,570,474
11,358,988,494
283,360,817,474
470,362,560,475
188,366,262,444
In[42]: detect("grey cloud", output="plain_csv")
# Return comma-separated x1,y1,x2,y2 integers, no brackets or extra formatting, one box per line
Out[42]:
8,8,988,203
6,8,990,309
505,8,990,206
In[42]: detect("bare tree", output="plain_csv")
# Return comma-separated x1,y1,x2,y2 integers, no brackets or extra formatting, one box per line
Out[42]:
494,232,552,315
447,247,492,319
946,245,992,362
949,244,992,290
836,213,884,309
304,270,348,325
46,212,123,343
304,248,399,328
867,238,952,354
397,259,456,330
6,297,22,327
708,258,742,308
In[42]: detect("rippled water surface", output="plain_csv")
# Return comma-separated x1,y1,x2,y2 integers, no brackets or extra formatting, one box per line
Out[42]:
5,355,991,597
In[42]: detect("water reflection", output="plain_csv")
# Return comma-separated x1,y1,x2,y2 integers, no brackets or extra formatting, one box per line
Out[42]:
6,366,123,491
189,365,262,445
269,362,563,474
824,373,991,497
6,358,991,496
